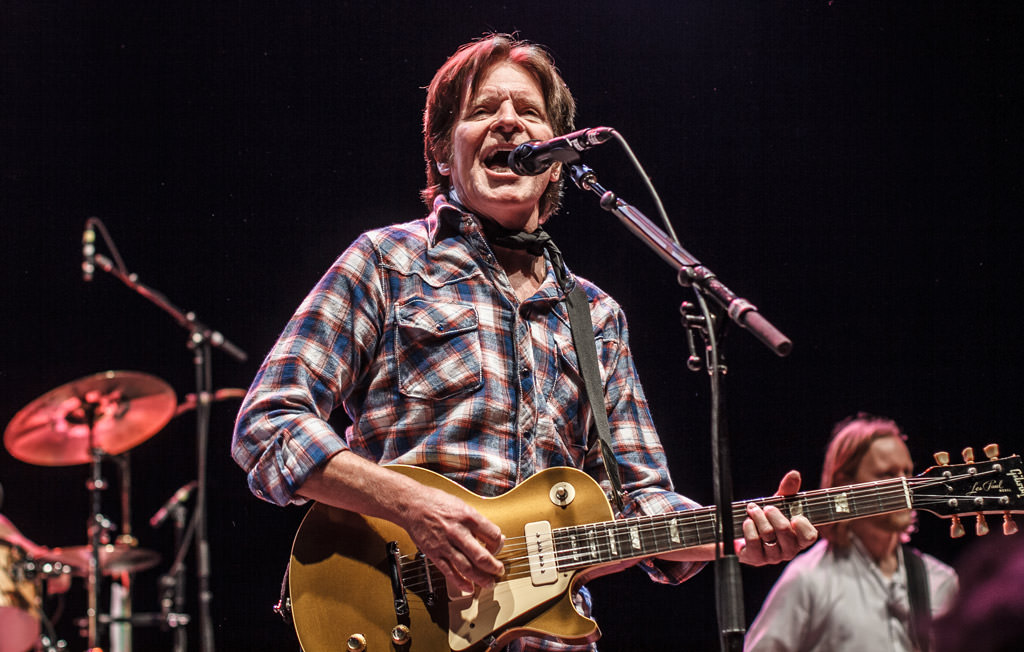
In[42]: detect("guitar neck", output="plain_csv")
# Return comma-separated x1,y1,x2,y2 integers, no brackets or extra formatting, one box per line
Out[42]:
553,478,912,570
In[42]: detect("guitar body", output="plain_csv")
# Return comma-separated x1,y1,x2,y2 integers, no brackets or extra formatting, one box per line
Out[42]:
289,465,615,652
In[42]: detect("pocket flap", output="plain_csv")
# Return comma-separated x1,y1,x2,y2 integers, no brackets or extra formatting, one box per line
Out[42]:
396,298,478,337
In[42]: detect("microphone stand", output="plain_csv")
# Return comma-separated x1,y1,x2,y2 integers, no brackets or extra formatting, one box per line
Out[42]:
568,163,791,652
89,246,247,652
157,502,192,652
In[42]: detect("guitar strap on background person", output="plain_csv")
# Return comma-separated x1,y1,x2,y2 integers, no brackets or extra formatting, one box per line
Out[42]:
483,218,627,513
903,544,932,652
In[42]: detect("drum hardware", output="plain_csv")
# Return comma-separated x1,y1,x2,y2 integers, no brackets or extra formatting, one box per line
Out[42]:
151,483,198,652
39,544,161,578
1,541,41,652
3,371,177,467
81,216,248,652
4,370,176,652
173,388,246,418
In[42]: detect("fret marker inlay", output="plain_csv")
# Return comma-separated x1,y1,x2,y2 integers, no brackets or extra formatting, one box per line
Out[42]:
834,493,850,514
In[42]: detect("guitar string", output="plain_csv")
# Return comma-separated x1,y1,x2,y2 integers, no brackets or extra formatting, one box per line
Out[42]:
396,476,1002,592
399,496,995,594
396,473,1008,592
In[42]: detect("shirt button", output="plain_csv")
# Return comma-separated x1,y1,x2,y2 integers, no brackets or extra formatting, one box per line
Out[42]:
520,366,530,376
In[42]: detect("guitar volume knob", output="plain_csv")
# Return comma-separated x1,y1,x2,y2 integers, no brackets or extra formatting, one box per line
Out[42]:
549,481,576,507
391,624,411,645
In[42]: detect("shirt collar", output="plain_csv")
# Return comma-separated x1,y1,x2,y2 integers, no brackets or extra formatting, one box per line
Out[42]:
428,193,570,305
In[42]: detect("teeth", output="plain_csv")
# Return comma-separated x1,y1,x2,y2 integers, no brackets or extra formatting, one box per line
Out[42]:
485,150,512,169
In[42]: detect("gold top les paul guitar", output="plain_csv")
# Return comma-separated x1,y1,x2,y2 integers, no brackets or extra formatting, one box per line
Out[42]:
289,446,1023,652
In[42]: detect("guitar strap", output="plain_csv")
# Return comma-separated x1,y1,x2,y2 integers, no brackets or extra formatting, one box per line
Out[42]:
903,544,932,652
564,283,627,513
273,559,292,623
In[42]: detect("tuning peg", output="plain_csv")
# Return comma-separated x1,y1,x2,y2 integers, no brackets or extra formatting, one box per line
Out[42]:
1005,513,1019,536
962,447,975,463
983,443,1000,461
950,515,966,538
975,514,990,536
933,451,950,466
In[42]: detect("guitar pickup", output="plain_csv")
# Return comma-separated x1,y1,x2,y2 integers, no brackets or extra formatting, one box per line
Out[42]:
524,521,558,586
386,541,410,617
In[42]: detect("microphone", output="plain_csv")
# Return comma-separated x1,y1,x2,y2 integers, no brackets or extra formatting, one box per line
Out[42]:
82,220,96,282
508,126,615,176
150,480,198,528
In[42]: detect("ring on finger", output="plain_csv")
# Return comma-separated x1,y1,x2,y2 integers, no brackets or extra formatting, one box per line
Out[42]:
762,538,779,548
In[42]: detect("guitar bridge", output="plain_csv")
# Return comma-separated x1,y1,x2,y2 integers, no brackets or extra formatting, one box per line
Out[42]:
416,551,437,606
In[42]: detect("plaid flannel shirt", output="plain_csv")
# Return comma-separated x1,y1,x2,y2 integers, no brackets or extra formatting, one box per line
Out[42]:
232,196,704,651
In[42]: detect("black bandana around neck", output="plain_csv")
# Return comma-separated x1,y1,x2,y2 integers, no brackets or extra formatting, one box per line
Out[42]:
479,216,570,293
446,192,572,292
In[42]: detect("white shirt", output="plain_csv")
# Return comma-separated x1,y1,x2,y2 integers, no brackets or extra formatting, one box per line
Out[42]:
744,537,958,652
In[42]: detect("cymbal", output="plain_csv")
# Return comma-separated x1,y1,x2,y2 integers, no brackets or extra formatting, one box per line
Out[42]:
3,370,177,466
174,387,247,417
39,543,161,576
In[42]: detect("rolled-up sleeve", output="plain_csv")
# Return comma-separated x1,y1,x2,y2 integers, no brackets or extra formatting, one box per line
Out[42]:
231,235,385,506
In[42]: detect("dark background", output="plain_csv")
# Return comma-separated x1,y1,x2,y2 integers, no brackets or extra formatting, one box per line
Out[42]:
2,2,1022,650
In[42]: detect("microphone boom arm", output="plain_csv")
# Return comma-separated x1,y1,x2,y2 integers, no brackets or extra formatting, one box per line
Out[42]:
91,252,248,362
568,164,791,357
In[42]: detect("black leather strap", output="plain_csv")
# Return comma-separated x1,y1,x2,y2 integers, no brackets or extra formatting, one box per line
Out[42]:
904,545,932,652
564,283,626,513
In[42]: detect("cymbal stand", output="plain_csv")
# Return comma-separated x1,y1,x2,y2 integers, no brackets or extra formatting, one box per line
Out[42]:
81,397,110,652
111,454,137,652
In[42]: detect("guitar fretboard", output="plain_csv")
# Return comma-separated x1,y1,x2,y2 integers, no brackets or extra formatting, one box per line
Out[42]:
552,477,912,569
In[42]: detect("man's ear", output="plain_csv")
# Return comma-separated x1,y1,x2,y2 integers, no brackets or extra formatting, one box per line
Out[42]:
436,161,451,176
549,163,561,182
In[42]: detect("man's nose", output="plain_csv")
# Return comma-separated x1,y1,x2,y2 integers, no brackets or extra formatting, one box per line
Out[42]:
492,101,523,132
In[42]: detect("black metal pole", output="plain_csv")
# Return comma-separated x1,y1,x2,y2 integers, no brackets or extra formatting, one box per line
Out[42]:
569,162,792,651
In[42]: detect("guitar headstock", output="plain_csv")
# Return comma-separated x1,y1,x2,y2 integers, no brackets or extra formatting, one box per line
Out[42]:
912,444,1022,538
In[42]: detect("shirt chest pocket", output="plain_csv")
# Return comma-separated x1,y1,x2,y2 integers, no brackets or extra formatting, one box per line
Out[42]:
394,298,483,400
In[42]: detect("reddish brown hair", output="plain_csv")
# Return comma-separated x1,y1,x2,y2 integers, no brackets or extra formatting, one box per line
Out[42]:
421,33,577,220
819,413,906,547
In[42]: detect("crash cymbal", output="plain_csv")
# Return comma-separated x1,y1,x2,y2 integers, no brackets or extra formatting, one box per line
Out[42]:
3,370,177,466
174,387,247,417
39,543,160,576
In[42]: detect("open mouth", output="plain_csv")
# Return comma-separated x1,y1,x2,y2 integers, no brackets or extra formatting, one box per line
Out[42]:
483,149,514,172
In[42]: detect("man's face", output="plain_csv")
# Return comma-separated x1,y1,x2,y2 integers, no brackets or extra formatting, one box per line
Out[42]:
853,436,916,533
440,61,560,232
